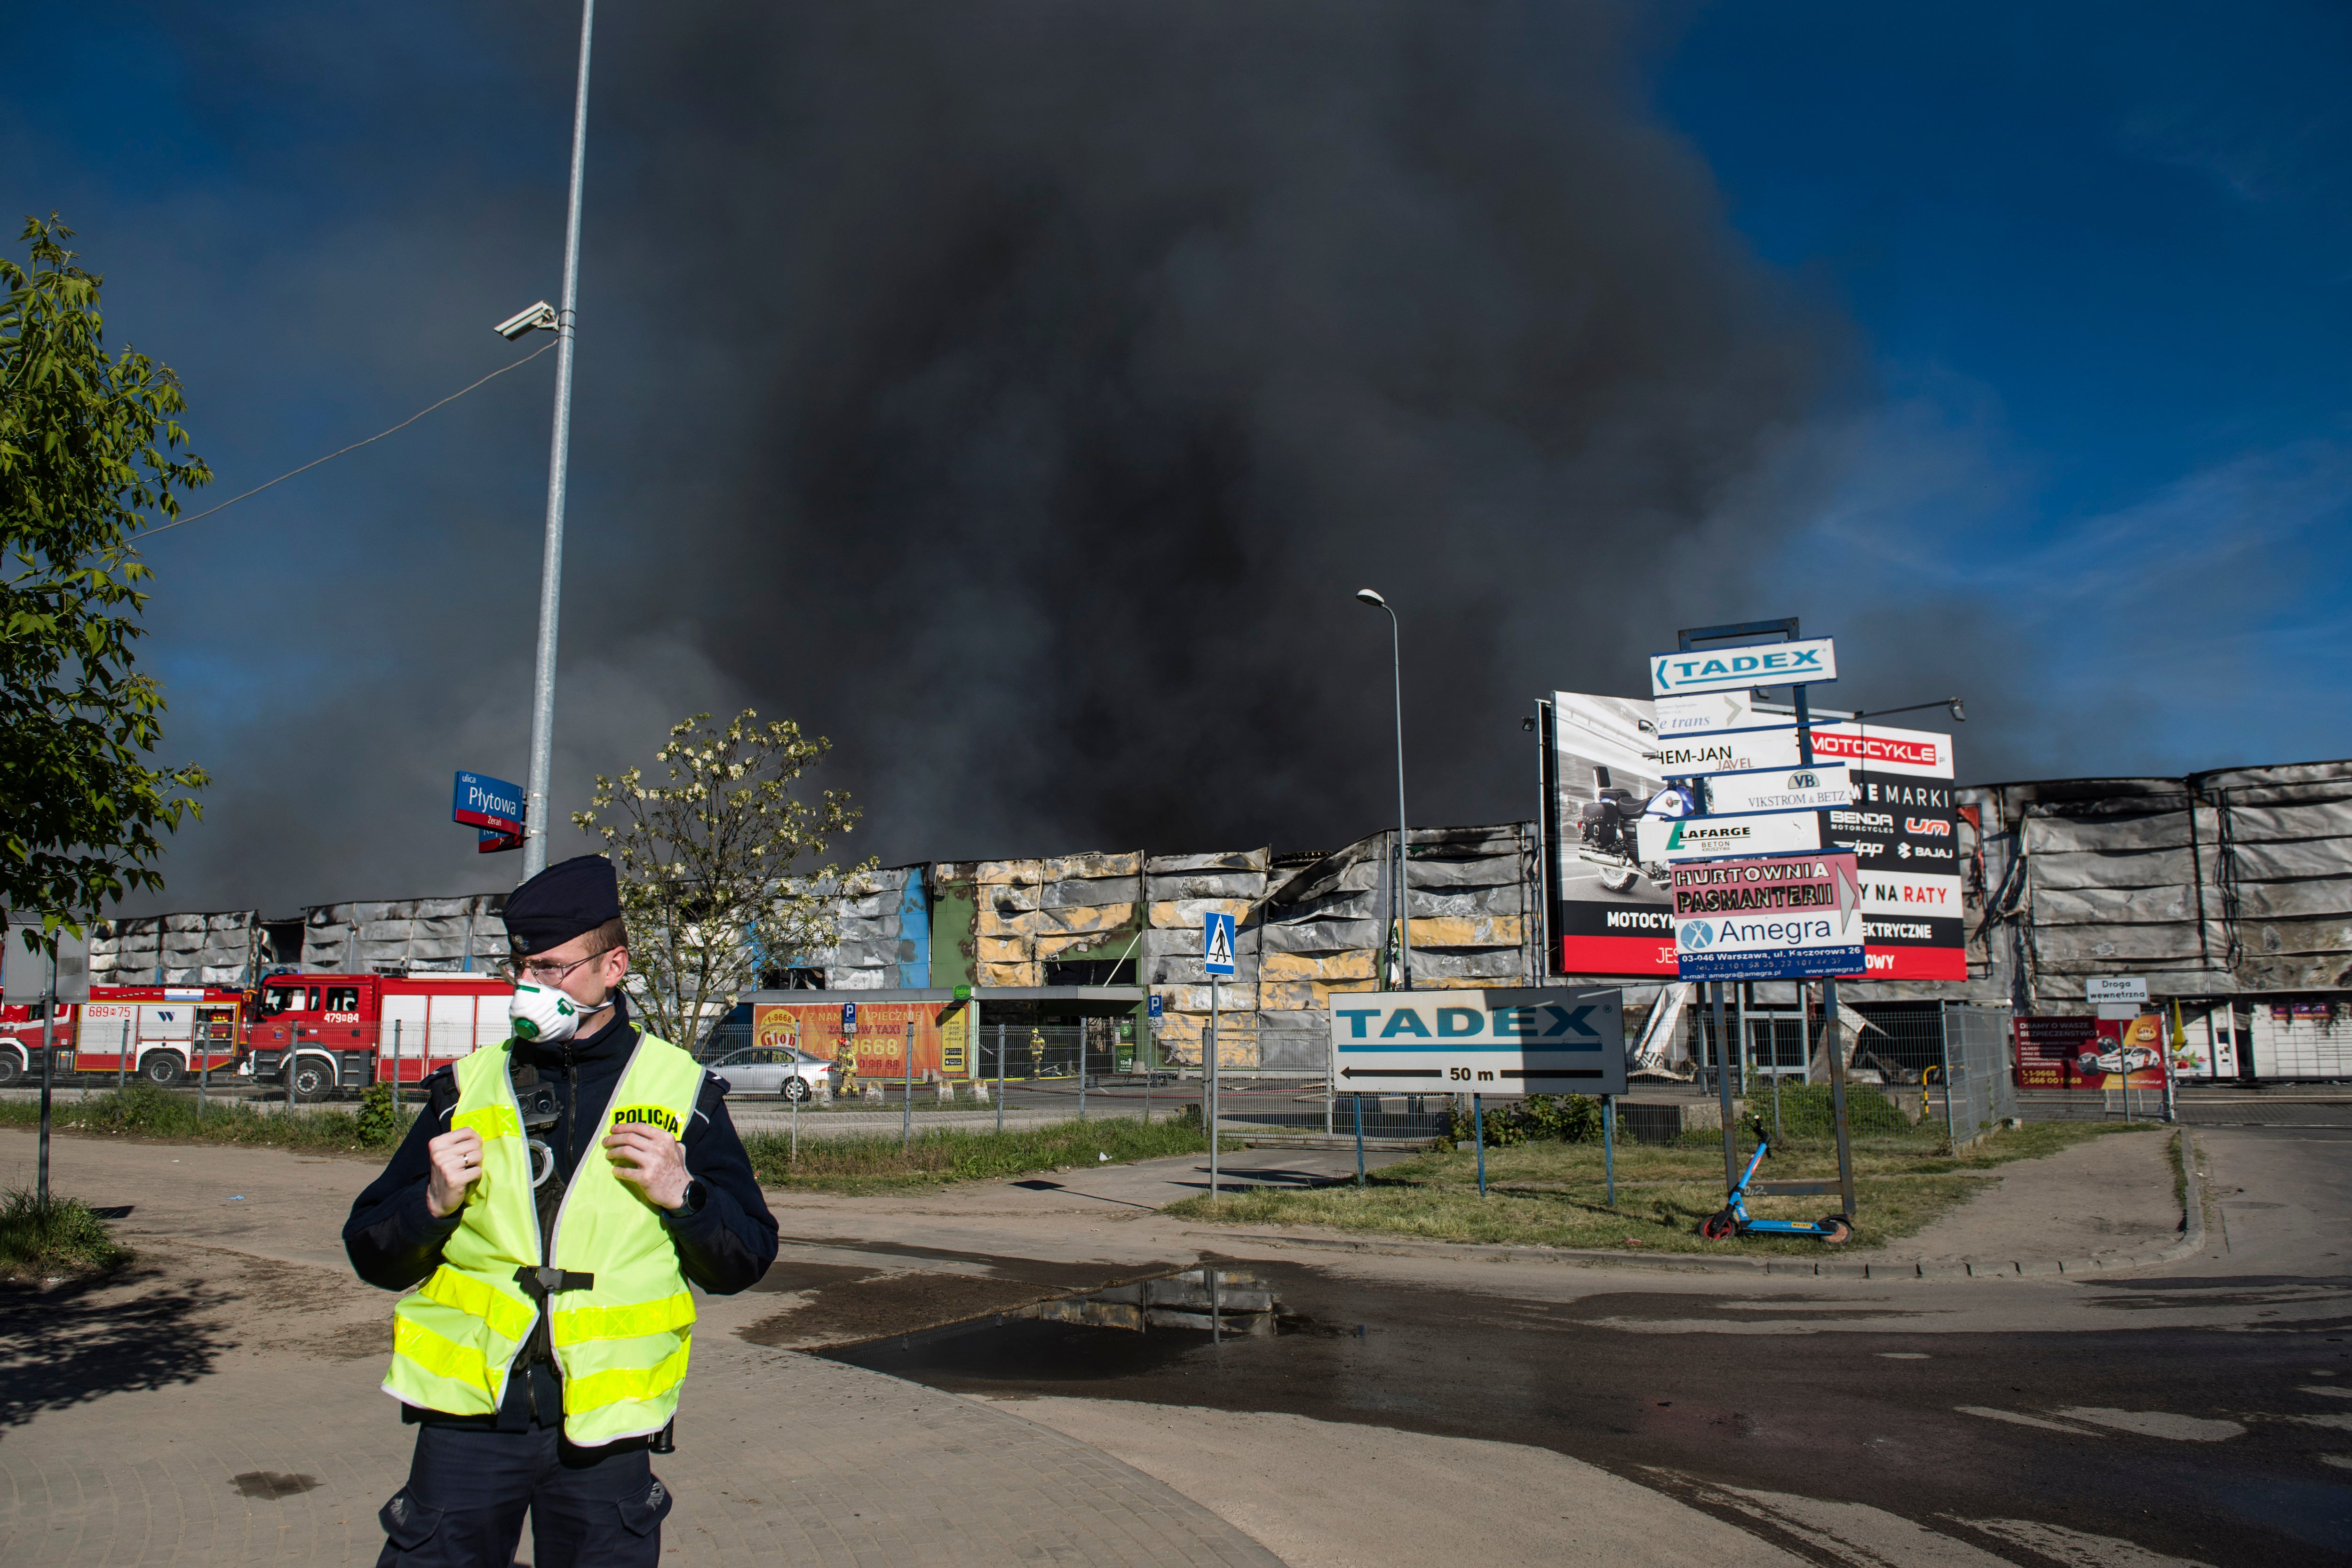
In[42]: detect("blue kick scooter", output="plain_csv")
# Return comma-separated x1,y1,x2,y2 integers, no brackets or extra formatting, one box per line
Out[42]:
1700,1115,1853,1244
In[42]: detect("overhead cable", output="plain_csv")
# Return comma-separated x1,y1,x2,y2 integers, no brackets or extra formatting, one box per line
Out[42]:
142,337,559,538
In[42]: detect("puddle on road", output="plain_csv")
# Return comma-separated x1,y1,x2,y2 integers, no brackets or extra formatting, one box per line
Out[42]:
739,1244,1190,1350
821,1267,1317,1385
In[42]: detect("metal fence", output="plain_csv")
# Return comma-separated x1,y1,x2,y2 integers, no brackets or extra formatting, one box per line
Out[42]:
974,1022,1146,1082
1933,1003,2017,1150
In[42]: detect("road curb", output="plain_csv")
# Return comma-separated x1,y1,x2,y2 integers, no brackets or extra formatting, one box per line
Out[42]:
1186,1130,2208,1281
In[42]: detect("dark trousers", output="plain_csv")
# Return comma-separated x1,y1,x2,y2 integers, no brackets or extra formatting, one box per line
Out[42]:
376,1423,671,1567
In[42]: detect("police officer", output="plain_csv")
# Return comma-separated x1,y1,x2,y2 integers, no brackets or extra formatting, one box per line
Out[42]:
345,855,778,1567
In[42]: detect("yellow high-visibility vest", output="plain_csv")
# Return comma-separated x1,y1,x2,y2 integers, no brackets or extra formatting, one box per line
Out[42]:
381,1030,704,1447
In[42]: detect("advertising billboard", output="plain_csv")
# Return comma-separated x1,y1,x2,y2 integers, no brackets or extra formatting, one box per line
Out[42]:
1328,987,1627,1096
1670,852,1867,981
752,999,970,1080
1543,691,1963,981
2013,1013,2168,1090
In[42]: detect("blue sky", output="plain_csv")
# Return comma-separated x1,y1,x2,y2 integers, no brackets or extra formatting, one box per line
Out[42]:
9,3,2350,910
1652,2,2352,774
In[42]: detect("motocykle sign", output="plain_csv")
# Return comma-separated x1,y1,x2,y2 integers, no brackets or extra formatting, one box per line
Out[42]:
1652,638,1836,696
1328,988,1625,1096
1672,852,1866,981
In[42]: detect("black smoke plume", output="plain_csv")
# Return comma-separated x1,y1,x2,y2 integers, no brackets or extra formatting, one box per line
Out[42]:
594,0,1841,858
114,0,1851,913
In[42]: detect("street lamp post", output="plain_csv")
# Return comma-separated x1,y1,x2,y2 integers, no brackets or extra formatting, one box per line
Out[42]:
1355,589,1412,991
520,0,597,879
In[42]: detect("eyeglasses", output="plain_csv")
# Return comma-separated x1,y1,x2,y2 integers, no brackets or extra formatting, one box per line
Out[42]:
506,953,598,985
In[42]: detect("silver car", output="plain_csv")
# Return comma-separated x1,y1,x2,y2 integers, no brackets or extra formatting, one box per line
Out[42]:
711,1044,834,1100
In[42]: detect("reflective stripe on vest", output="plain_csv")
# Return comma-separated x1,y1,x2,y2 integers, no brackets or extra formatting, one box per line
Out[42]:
382,1043,539,1419
381,1029,705,1446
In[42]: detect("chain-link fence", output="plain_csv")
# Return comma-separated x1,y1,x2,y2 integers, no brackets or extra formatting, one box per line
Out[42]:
1932,1003,2018,1151
973,1021,1150,1083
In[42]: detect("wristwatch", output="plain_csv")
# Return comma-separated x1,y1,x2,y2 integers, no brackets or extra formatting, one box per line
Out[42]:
665,1178,707,1218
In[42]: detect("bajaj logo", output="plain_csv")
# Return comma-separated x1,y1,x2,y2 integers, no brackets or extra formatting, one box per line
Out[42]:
1682,920,1715,949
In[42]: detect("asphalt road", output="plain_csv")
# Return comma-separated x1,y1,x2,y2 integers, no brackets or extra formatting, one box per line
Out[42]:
832,1127,2352,1567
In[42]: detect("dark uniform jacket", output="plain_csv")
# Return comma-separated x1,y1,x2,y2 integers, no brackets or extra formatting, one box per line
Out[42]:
343,994,778,1431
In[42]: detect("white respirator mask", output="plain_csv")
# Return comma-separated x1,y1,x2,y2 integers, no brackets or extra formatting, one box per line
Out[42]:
508,981,581,1044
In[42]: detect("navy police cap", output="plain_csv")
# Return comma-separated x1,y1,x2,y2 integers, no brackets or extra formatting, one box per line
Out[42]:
503,854,621,955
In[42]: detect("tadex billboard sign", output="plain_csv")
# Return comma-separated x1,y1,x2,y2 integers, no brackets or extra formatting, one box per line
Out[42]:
1651,638,1836,696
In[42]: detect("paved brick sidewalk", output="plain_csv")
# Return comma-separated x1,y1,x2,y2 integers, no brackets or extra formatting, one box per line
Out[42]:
0,1131,1281,1567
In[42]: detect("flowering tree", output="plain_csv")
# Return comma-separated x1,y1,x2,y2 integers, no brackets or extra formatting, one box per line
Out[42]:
572,710,873,1051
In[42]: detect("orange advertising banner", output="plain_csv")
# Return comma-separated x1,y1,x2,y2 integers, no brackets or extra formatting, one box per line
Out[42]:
752,1001,971,1080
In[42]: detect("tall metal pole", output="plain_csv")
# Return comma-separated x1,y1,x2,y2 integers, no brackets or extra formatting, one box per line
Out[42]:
1207,976,1221,1200
1384,605,1413,990
521,0,597,879
995,1019,1005,1134
1797,681,1857,1224
37,948,56,1211
1359,591,1412,989
1712,980,1736,1195
901,1019,914,1151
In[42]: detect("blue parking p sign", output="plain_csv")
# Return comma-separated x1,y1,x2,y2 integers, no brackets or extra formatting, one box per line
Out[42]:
1147,994,1163,1020
841,1002,857,1035
1203,911,1237,977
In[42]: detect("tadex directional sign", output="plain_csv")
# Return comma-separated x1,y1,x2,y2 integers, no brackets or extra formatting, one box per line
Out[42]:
1652,638,1836,696
1328,988,1626,1096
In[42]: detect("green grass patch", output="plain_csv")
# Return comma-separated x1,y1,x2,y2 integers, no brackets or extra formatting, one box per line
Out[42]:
0,1188,131,1281
0,1080,415,1156
743,1114,1236,1194
1169,1120,2158,1253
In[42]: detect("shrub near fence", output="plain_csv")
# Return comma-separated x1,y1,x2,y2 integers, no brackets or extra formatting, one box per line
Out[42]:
1446,1093,1604,1148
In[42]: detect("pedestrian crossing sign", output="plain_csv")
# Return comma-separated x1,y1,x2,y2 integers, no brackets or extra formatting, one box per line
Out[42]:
1203,911,1237,977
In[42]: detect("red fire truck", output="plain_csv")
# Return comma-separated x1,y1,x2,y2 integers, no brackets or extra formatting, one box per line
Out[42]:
0,1001,79,1084
14,986,247,1085
241,971,513,1099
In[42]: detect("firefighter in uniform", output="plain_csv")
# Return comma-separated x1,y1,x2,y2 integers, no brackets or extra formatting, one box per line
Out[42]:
345,855,778,1567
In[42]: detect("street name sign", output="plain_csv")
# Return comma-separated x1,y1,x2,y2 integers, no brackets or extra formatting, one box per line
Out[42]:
1671,852,1866,981
1203,911,1237,976
453,771,526,834
1652,638,1836,696
2086,976,2149,1004
1328,987,1625,1096
1700,763,1855,817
